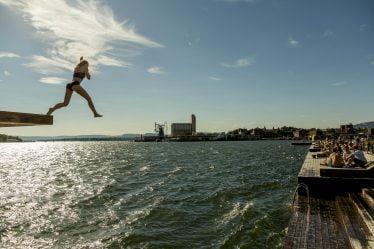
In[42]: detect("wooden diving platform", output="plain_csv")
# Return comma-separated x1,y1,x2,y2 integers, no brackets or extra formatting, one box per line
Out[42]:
283,145,374,248
0,111,53,127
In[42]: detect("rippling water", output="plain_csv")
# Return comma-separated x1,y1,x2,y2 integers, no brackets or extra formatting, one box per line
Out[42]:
0,141,308,249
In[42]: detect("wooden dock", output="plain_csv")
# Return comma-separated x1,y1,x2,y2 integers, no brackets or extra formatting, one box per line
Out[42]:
283,146,374,248
0,111,53,127
283,190,374,249
298,150,374,195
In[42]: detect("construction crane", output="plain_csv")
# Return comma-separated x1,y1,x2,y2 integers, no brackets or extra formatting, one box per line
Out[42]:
154,121,168,140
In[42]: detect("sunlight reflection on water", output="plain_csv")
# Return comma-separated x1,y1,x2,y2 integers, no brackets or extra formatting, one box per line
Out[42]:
0,142,115,248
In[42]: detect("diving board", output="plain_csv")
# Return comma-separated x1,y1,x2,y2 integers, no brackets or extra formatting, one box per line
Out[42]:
0,111,53,127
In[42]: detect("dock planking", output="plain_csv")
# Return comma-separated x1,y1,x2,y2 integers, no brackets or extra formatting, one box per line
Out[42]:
0,111,53,127
284,145,374,248
284,192,374,249
284,196,350,249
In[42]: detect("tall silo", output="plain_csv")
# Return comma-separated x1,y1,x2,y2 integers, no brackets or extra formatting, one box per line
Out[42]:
191,114,196,134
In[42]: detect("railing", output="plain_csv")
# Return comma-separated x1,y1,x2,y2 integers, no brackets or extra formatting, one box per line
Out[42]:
291,183,310,210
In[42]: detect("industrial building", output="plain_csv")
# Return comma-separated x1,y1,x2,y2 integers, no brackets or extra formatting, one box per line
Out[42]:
171,114,196,137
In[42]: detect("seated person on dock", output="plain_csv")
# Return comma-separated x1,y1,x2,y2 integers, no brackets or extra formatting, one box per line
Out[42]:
321,147,345,167
321,143,332,157
346,145,367,168
342,145,351,165
330,147,345,167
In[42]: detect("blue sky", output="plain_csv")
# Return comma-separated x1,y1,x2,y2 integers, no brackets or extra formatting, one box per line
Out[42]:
0,0,373,136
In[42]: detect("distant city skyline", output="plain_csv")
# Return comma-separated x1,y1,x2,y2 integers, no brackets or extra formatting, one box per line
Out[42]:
0,0,373,136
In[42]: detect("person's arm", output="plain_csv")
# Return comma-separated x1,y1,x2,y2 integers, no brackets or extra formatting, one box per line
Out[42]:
347,152,355,160
86,66,91,80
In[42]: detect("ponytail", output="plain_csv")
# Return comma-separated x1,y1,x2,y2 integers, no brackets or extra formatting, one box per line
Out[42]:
77,56,88,67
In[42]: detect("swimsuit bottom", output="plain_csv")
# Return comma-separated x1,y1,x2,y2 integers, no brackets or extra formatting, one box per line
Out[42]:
66,81,80,91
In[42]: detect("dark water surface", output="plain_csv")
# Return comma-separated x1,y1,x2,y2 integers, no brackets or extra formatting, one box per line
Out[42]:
0,141,308,248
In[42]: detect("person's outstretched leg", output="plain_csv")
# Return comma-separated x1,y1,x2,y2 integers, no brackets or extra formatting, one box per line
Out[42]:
47,89,73,115
72,85,102,117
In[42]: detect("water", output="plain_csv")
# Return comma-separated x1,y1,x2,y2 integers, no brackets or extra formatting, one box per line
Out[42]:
0,141,308,249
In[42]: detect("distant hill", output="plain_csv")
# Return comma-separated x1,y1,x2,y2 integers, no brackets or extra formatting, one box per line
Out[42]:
20,134,142,142
0,134,22,142
20,135,110,141
120,134,142,139
354,121,374,129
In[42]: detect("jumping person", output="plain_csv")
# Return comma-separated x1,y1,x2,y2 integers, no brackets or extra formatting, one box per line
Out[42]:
46,57,102,117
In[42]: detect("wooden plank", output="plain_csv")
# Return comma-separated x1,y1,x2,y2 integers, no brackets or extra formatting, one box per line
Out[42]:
320,167,374,178
298,152,323,178
310,148,321,152
0,111,53,127
323,198,348,248
292,142,312,145
336,196,374,249
314,198,324,249
349,193,374,235
283,197,351,249
283,196,310,249
366,154,374,161
362,189,374,208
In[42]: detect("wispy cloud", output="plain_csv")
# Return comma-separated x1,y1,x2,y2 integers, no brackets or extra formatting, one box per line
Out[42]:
288,37,300,47
187,37,200,46
221,57,254,68
370,61,374,65
331,81,347,87
147,66,165,74
39,77,68,84
25,55,73,75
0,0,163,75
0,51,20,58
3,70,11,76
323,29,334,38
360,24,367,31
209,76,223,81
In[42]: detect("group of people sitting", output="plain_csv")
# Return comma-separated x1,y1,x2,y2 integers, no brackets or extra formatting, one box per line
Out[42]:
318,138,369,168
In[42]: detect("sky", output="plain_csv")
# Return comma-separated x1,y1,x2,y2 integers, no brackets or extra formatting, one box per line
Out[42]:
0,0,373,136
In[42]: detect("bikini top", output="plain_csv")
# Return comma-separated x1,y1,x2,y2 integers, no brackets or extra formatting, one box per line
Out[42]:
73,72,86,79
